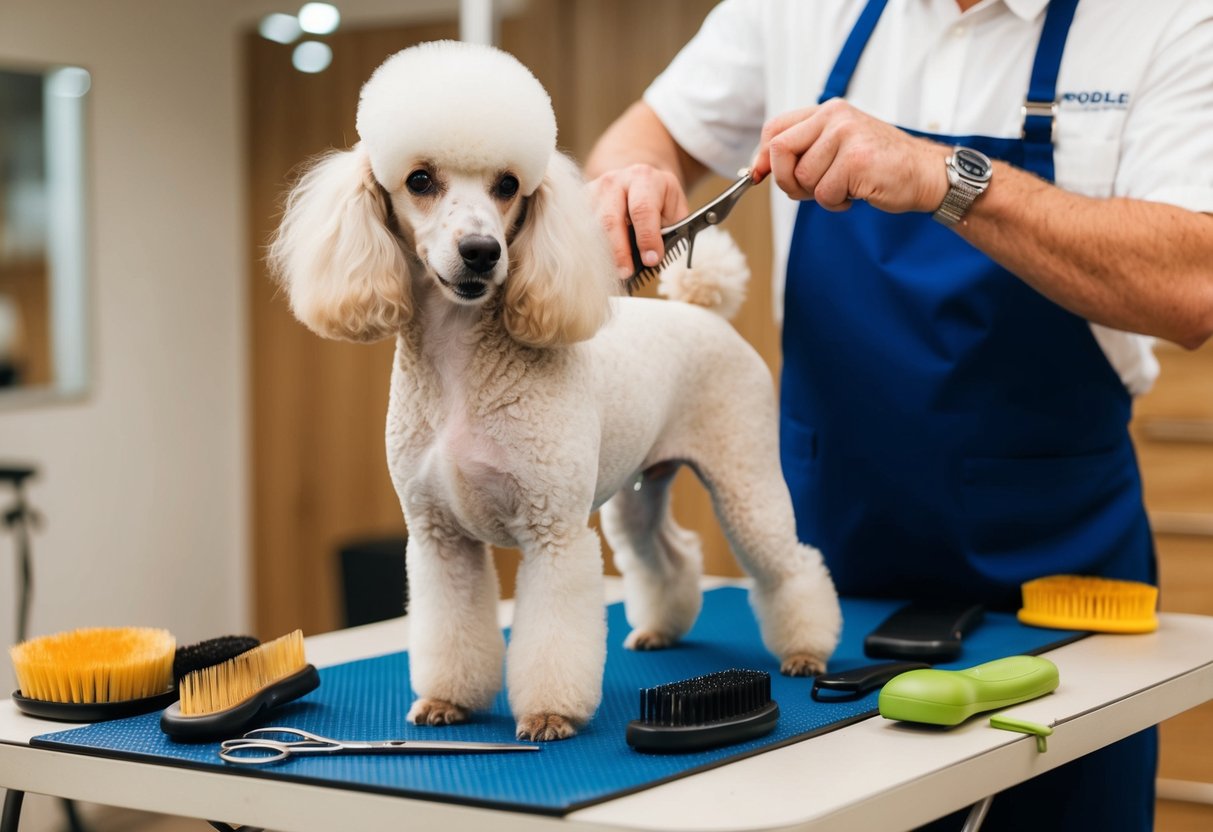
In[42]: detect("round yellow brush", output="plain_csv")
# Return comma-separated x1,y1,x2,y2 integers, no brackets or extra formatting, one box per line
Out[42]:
10,627,177,721
1018,575,1159,634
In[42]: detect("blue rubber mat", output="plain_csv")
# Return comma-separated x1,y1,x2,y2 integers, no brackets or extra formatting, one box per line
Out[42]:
33,588,1082,814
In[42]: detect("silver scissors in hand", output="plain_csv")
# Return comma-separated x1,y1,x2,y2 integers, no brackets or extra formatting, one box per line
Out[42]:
625,167,757,294
218,726,541,765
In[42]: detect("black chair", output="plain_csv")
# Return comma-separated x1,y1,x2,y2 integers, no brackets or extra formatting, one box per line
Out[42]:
338,536,408,627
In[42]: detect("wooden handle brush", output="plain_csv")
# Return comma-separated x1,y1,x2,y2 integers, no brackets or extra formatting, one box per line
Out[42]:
160,630,319,742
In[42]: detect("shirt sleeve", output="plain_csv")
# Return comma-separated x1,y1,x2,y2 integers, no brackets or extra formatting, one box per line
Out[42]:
642,0,768,179
1115,1,1213,213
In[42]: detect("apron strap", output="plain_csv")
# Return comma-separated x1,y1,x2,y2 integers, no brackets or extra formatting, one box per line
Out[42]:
818,0,889,104
817,0,1081,183
1021,0,1081,181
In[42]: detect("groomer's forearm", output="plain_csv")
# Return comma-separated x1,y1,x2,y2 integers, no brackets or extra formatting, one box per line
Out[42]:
585,101,707,186
958,163,1213,349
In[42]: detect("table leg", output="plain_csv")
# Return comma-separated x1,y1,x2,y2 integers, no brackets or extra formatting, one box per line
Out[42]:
959,795,994,832
1,790,24,832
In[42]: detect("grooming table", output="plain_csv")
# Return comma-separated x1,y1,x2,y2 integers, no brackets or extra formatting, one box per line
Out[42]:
3,577,1213,831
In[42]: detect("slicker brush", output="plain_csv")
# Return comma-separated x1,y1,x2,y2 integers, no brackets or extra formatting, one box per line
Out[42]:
626,668,779,753
160,630,319,741
10,627,177,721
1019,575,1159,634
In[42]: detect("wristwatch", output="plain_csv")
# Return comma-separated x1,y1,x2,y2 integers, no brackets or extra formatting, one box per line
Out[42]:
932,147,993,227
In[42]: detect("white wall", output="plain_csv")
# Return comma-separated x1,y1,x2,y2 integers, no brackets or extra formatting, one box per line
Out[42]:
0,3,463,827
0,0,470,672
0,0,249,685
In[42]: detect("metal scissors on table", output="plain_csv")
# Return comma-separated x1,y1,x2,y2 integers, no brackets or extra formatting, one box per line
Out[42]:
625,167,758,295
218,726,541,766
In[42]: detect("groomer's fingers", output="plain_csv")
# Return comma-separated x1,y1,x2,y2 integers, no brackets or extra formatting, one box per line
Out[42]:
751,105,819,181
626,167,689,271
587,173,635,277
796,128,851,211
587,165,689,279
757,100,950,213
768,113,831,200
812,153,854,212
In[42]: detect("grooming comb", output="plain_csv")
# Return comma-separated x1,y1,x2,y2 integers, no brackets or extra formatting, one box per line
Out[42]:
625,168,757,294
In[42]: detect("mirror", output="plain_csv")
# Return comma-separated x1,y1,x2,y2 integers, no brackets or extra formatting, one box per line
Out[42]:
0,64,90,403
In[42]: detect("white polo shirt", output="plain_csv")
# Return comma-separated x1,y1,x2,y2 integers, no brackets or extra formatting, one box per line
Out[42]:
644,0,1213,395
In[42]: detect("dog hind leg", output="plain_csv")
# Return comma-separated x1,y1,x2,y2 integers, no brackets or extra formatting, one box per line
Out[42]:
691,441,842,677
601,463,704,651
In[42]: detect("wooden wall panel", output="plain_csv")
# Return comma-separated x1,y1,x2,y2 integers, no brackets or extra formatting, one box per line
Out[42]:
1131,341,1213,797
248,20,459,638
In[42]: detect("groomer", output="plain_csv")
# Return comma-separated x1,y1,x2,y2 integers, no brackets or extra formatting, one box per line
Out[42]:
586,0,1213,829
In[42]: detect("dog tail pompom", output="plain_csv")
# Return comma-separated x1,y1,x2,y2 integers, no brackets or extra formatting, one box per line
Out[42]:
656,227,749,321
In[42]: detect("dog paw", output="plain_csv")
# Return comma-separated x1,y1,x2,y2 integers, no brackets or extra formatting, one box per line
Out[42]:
515,713,577,742
407,697,470,726
780,653,828,677
624,629,676,651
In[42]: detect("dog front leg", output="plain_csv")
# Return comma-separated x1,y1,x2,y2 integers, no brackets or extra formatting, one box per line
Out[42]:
405,524,505,726
507,527,606,741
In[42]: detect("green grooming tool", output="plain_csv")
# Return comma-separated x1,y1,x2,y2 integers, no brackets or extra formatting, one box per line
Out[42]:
878,655,1059,726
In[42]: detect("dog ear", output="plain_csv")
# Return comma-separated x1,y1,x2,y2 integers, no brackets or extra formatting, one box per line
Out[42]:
503,152,617,348
268,144,412,342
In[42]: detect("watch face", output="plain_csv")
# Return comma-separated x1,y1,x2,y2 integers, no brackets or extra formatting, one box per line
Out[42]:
953,147,992,182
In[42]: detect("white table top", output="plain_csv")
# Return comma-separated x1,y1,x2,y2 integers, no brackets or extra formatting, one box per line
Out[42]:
4,577,1212,832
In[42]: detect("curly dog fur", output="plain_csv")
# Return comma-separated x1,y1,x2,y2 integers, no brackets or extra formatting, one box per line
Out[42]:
269,41,841,741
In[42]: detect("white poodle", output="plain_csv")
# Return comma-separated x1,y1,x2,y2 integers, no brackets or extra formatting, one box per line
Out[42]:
269,41,841,742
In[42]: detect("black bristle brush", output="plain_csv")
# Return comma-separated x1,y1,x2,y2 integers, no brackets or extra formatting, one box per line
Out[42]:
626,668,779,753
173,636,261,684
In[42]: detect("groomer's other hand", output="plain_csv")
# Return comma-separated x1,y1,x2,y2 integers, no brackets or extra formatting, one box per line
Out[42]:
588,164,691,280
751,100,949,214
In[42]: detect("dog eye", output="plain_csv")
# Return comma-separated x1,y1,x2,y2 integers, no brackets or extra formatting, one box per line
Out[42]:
496,174,520,199
406,170,434,195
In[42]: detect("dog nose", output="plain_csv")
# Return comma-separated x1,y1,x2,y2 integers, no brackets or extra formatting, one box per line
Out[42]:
458,235,501,275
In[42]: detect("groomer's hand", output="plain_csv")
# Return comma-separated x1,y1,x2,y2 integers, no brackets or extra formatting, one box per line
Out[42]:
588,164,691,280
751,100,950,214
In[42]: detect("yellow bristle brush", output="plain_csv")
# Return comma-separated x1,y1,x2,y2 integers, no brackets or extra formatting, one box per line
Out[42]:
10,627,178,721
1018,575,1159,634
160,630,319,742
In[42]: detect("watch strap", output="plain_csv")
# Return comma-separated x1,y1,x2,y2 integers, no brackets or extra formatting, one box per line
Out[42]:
933,178,982,227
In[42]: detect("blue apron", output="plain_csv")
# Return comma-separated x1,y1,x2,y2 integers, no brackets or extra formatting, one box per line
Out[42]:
778,1,1156,828
779,0,1155,612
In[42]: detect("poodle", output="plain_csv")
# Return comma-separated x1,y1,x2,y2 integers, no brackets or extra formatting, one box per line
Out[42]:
269,40,841,742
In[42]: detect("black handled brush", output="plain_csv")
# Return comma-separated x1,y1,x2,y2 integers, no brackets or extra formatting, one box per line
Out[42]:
626,668,779,753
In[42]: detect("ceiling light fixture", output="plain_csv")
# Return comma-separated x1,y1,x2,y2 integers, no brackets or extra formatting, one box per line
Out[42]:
298,3,341,36
292,41,333,74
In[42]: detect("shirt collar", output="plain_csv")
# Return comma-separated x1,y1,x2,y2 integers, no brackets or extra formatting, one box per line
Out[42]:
1002,0,1050,22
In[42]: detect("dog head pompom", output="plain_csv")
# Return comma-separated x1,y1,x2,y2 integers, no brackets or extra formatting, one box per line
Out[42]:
357,41,557,196
657,227,750,321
